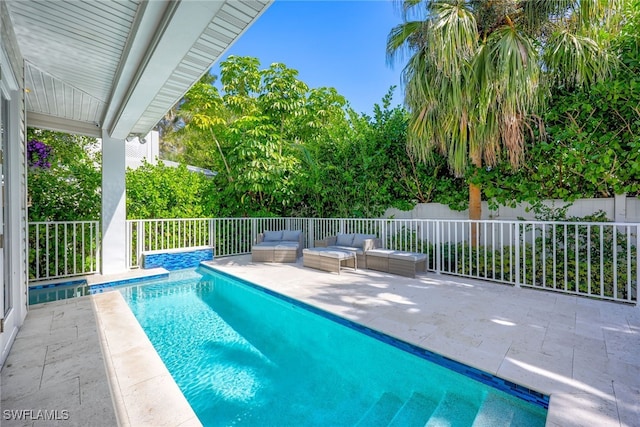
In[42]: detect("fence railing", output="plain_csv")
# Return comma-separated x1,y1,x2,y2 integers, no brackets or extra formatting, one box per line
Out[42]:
28,221,101,282
28,217,637,304
123,217,638,304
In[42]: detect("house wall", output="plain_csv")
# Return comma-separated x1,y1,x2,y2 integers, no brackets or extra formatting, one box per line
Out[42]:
384,197,640,222
0,1,28,367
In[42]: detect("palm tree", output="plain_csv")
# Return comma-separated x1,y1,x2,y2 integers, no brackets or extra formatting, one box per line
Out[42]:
387,0,623,243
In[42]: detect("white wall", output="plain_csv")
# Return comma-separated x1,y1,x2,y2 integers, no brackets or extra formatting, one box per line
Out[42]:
384,196,640,222
125,130,160,169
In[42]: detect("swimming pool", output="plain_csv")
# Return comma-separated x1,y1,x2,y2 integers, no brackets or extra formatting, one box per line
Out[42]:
29,280,89,305
120,267,547,426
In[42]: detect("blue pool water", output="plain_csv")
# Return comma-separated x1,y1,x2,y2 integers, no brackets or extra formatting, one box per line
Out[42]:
120,267,547,426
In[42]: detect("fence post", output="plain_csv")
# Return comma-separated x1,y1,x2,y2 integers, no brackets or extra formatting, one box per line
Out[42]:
136,220,144,269
96,221,102,274
435,220,441,274
514,222,521,288
209,218,214,257
307,218,314,248
251,218,258,245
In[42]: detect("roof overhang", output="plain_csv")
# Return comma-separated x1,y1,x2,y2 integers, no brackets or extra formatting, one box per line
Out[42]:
7,0,272,139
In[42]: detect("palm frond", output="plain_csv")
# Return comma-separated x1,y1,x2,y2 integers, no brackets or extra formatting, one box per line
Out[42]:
544,30,612,89
482,25,542,168
386,21,428,66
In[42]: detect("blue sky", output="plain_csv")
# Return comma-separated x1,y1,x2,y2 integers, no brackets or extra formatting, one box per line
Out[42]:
211,0,406,115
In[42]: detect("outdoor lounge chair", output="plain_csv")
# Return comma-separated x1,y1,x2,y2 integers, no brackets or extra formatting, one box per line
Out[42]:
251,230,304,263
314,233,380,268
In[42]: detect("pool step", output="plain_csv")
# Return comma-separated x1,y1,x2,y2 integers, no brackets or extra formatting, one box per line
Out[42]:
471,392,515,427
387,391,439,427
424,392,480,427
355,392,404,427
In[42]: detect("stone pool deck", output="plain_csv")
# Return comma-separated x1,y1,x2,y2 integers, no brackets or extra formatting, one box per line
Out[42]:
2,255,639,426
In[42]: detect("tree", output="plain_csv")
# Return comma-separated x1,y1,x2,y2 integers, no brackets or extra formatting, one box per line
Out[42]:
126,160,216,219
387,0,624,242
27,129,101,221
174,56,352,216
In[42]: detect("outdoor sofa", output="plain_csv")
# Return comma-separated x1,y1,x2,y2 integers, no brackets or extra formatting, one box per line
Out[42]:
314,233,380,268
251,230,304,263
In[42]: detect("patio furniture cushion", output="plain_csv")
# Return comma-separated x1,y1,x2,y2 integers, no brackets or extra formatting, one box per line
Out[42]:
282,230,302,241
388,252,426,262
252,244,275,251
263,230,283,241
352,234,377,248
330,245,364,255
336,233,355,246
365,249,396,258
305,248,355,260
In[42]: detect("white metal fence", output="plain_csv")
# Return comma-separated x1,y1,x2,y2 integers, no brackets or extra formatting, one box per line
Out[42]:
28,218,638,304
123,217,638,304
28,221,101,281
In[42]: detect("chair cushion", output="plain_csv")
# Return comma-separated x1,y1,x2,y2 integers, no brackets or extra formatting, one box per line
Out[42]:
335,233,355,246
263,230,283,241
388,251,427,261
282,230,301,241
330,245,363,255
252,244,275,251
352,234,377,248
275,241,299,247
366,249,395,258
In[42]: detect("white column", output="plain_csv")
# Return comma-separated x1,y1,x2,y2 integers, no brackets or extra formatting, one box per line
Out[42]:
101,131,127,274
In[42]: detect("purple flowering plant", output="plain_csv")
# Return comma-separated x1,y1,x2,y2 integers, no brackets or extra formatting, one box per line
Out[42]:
27,139,53,169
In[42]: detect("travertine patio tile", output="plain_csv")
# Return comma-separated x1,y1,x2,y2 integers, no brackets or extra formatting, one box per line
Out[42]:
498,347,575,394
613,382,640,427
476,337,512,359
603,328,640,366
574,319,606,340
542,329,607,359
108,344,170,390
572,351,637,396
77,379,118,425
33,326,79,347
526,307,575,328
43,338,98,365
546,392,620,427
420,333,506,374
12,317,52,339
120,375,198,427
2,377,80,427
1,365,45,401
2,344,47,372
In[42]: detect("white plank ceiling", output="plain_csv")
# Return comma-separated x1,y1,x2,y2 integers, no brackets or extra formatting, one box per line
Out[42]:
6,0,271,137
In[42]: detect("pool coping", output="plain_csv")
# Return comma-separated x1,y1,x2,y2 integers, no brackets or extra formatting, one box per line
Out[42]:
92,290,202,427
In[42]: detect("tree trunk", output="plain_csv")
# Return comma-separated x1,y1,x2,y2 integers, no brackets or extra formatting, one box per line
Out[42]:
469,181,481,246
469,155,482,247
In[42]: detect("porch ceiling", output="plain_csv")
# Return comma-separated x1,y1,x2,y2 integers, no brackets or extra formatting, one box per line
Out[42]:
7,0,271,138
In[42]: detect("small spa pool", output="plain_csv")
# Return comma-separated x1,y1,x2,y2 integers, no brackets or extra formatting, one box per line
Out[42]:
119,266,548,426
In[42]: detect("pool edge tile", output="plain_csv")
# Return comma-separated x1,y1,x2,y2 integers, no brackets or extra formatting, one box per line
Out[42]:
92,291,202,427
